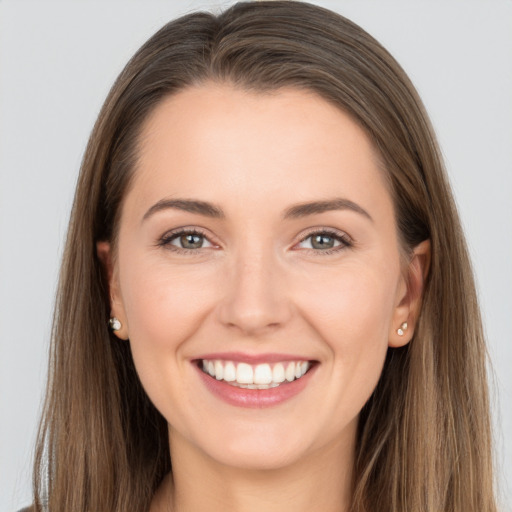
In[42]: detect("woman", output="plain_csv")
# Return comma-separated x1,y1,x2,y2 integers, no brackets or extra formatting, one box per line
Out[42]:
26,1,497,511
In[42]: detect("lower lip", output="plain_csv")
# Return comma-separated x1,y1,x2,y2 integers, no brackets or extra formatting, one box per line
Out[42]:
195,363,316,408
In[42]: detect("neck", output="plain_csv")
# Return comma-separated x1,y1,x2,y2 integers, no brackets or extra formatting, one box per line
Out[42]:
151,423,356,512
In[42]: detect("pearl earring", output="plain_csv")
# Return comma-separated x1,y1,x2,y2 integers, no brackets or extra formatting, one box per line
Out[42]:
109,317,122,331
397,322,408,336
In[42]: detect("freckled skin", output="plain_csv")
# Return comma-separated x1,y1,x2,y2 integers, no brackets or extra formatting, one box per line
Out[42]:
100,84,425,511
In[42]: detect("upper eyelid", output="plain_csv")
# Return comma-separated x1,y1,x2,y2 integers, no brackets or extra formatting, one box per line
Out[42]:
297,226,351,241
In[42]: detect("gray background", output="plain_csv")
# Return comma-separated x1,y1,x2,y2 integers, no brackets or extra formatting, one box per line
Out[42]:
1,1,511,510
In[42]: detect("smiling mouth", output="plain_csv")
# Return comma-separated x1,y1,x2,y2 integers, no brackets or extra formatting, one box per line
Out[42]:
196,359,314,389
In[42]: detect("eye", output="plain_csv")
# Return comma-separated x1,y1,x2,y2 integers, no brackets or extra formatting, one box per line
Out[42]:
296,229,352,254
158,227,350,255
158,228,214,252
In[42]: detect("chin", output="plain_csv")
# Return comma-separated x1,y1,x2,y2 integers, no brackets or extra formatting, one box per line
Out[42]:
207,440,306,471
187,419,319,471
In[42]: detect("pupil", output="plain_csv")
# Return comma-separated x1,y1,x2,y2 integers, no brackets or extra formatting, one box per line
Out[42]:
312,234,334,249
181,234,203,249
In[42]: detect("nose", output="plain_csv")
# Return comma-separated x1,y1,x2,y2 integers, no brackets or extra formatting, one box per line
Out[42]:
216,249,293,336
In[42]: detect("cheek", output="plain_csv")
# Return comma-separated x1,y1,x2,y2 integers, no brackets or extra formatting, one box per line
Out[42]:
118,256,218,370
297,260,398,350
116,256,222,423
294,261,398,415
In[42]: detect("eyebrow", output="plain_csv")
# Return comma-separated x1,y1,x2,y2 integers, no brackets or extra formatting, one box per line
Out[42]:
142,197,373,223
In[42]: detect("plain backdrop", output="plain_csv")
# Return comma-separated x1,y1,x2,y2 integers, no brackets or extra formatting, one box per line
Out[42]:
1,1,511,510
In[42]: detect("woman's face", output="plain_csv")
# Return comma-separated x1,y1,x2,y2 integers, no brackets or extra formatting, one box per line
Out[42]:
102,84,420,470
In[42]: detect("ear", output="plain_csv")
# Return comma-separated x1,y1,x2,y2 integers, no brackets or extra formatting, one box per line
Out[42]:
96,241,129,340
388,239,431,348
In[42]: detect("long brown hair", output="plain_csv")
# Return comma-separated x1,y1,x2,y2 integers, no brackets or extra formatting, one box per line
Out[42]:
33,2,497,511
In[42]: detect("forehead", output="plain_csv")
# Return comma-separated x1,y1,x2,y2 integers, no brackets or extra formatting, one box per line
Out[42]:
126,83,391,221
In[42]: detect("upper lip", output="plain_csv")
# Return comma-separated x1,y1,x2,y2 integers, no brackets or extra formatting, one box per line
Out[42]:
193,352,315,364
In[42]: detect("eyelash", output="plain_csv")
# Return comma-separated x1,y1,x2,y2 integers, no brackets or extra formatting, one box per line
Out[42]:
157,227,353,256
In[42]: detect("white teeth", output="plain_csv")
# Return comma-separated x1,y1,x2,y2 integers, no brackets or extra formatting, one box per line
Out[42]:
200,359,312,387
259,383,280,389
234,382,281,389
236,363,254,384
214,360,223,380
285,362,296,382
272,363,286,383
223,361,236,382
253,363,272,385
